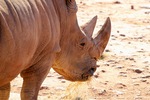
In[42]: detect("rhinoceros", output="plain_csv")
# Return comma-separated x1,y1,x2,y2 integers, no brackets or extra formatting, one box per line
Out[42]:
0,0,111,99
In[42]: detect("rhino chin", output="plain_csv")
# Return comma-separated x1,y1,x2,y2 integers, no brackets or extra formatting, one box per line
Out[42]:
53,68,90,82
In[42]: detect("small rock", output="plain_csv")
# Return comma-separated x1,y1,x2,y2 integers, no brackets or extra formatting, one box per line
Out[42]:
143,61,148,64
134,96,142,100
98,90,107,95
105,81,109,83
40,86,49,90
119,72,127,77
131,5,134,9
116,66,124,69
120,34,126,37
140,6,150,9
75,97,82,100
101,70,106,73
94,74,99,78
134,68,143,73
112,38,116,40
128,42,131,44
115,83,127,89
113,1,121,4
120,72,127,74
132,77,137,79
134,83,140,86
105,49,110,52
107,60,116,63
119,74,127,77
127,68,143,74
105,64,110,66
141,75,150,78
58,76,64,79
145,65,149,67
138,36,144,39
125,57,135,61
145,11,150,14
104,82,107,85
94,73,99,78
111,65,116,67
141,79,147,82
61,81,66,83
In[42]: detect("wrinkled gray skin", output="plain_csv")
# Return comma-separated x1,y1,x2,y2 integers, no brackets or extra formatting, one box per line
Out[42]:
0,0,111,100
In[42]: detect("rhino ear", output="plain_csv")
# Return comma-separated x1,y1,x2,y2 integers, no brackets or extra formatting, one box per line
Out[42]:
82,16,97,38
66,0,78,13
94,17,111,55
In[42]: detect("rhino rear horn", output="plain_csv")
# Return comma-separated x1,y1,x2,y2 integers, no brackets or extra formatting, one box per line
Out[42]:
82,16,97,38
94,17,111,55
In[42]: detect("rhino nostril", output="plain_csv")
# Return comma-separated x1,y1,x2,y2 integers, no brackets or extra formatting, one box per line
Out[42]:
93,57,97,60
89,68,96,75
81,67,96,80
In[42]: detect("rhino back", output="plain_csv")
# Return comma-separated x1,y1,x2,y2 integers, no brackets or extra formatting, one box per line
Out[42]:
0,0,60,85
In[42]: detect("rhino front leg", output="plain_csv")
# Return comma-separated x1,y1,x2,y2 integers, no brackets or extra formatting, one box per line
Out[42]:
20,65,50,100
0,83,10,100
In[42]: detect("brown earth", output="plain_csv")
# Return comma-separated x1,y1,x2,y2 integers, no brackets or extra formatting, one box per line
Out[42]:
10,0,150,100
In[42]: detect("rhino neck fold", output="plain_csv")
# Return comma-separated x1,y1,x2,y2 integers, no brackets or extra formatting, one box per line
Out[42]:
52,0,68,38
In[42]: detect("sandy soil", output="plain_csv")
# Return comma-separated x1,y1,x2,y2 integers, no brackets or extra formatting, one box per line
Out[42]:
10,0,150,100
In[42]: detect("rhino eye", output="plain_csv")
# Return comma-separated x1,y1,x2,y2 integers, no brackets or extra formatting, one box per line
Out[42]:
80,43,85,47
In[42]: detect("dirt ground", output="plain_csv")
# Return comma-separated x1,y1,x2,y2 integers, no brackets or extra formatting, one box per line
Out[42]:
10,0,150,100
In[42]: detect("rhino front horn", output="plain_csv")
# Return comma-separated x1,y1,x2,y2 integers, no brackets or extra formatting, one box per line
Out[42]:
94,17,111,56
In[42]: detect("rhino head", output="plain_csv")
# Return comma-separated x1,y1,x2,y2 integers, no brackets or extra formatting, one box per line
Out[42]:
52,0,111,81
